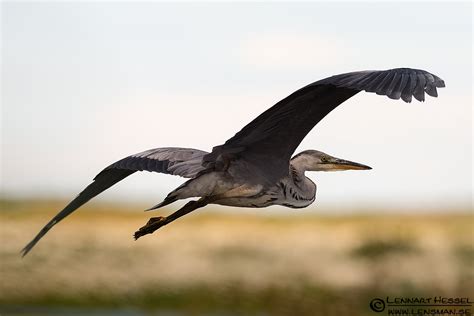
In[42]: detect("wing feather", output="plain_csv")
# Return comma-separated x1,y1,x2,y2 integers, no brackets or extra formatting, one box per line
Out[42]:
365,72,387,92
386,72,400,97
425,84,438,97
414,73,427,101
375,71,395,95
390,73,408,100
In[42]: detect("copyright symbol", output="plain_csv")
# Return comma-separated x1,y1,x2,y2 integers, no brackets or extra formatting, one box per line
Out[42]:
370,298,385,312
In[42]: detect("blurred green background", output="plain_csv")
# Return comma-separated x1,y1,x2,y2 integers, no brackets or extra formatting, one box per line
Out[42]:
1,200,472,315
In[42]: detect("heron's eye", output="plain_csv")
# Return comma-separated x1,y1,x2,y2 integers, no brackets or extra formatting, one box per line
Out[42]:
321,157,329,163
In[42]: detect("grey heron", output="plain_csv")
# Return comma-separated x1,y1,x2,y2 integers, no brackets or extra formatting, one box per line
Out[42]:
21,68,445,256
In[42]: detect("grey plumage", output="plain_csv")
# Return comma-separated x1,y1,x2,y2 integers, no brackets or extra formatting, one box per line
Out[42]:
100,147,208,178
22,67,445,256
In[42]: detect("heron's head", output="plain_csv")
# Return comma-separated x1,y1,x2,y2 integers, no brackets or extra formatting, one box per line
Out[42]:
291,150,372,172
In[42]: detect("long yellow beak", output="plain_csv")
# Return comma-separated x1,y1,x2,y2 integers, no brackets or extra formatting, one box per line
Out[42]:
328,159,372,171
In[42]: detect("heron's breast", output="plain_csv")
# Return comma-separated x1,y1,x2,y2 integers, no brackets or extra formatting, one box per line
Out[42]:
213,193,278,208
278,196,315,209
274,179,316,209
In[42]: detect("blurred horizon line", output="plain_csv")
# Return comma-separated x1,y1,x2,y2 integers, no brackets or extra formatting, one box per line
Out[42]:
1,196,471,215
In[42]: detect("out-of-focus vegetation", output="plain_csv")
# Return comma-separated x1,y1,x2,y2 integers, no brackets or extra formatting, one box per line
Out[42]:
0,199,472,316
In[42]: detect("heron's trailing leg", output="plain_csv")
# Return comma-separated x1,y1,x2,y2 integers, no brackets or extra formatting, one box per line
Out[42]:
134,185,260,240
134,197,210,240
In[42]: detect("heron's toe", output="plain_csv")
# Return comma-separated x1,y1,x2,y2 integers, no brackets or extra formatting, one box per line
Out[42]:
134,216,168,240
146,216,165,225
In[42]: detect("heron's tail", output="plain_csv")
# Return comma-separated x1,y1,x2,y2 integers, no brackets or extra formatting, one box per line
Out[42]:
145,195,178,211
145,173,214,211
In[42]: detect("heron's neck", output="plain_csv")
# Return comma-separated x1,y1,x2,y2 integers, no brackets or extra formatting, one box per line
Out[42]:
287,157,317,203
289,155,317,185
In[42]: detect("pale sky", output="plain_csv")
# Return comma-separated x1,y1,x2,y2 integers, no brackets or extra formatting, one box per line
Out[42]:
1,2,472,212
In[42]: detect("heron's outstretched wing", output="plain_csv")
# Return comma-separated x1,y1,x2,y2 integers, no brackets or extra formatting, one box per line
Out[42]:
203,68,445,184
97,147,208,179
21,147,208,256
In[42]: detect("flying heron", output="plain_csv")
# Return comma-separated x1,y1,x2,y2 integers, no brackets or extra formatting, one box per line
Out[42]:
21,68,445,256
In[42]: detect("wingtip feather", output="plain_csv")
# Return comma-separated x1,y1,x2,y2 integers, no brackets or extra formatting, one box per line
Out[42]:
319,68,444,104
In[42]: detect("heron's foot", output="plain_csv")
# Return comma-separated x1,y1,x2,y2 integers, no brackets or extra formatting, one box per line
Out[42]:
134,216,167,240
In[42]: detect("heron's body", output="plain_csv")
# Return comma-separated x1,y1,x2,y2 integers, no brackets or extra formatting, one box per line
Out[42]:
182,159,317,209
22,67,445,256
